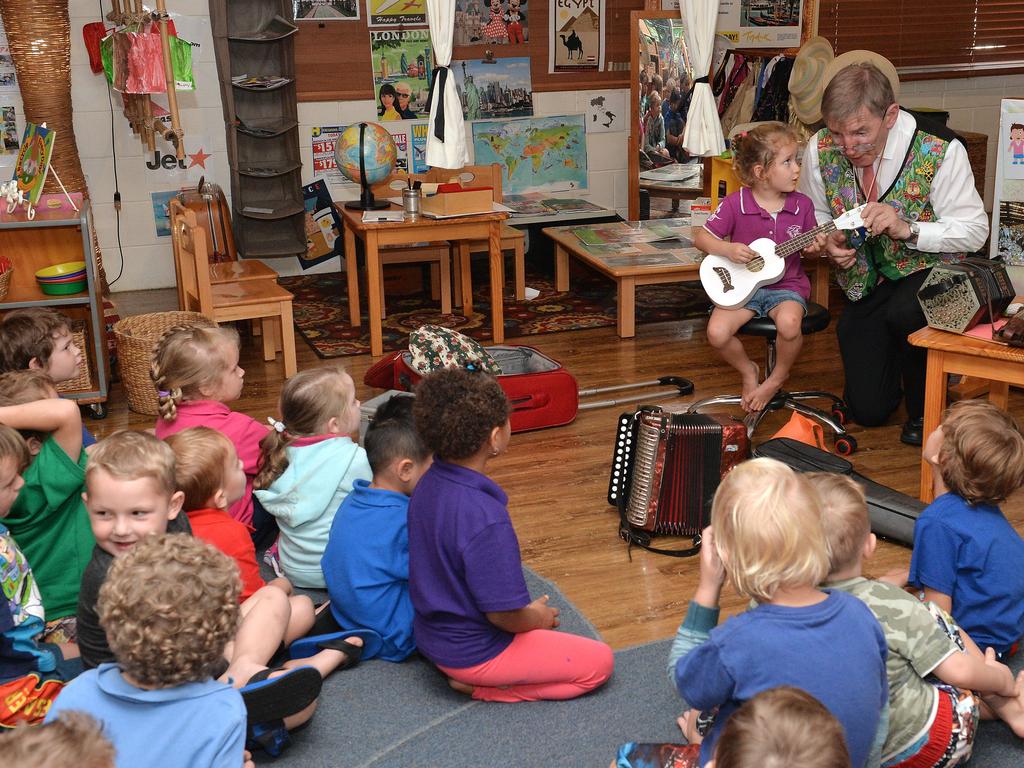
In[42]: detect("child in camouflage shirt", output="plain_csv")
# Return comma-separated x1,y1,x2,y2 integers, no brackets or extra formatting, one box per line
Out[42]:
812,473,1024,767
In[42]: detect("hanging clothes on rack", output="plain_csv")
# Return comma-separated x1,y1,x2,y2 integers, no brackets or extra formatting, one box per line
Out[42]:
752,56,794,123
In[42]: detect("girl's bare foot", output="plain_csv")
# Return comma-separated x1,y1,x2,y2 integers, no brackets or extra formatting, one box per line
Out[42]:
447,677,474,696
739,361,759,411
745,375,781,413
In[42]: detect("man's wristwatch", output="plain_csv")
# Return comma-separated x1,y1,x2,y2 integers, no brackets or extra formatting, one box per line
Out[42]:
904,218,920,247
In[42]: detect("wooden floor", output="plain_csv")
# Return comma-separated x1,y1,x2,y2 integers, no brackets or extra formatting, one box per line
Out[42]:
95,298,1024,651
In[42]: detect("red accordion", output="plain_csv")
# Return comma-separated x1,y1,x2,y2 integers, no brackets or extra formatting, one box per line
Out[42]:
608,408,749,556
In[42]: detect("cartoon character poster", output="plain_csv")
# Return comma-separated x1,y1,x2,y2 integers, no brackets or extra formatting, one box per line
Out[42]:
548,0,605,73
370,28,432,121
453,0,528,46
301,180,344,269
367,0,426,26
990,99,1024,265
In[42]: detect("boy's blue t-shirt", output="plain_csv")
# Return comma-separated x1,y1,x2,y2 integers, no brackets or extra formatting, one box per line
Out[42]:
908,492,1024,654
675,590,888,768
46,662,246,768
322,479,414,662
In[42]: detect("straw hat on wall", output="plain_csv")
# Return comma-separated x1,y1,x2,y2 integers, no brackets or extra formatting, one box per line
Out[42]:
788,36,834,124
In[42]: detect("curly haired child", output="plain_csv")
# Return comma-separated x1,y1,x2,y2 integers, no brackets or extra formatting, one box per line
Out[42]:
0,370,91,626
322,395,431,662
695,123,822,412
814,472,1024,767
908,400,1024,660
665,458,887,768
254,366,371,589
408,368,613,702
48,534,248,767
150,322,273,544
0,424,81,727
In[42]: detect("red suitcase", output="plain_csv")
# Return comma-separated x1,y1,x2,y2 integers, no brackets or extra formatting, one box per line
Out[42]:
364,345,694,433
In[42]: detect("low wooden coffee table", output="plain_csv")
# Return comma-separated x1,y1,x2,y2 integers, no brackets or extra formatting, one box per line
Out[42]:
543,221,831,339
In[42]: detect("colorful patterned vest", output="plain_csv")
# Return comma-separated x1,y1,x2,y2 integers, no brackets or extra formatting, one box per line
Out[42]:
817,121,966,301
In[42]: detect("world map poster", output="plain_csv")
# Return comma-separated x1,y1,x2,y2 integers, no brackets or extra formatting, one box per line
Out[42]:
472,114,587,195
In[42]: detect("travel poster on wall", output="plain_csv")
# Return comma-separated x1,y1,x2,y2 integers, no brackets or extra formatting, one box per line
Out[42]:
548,0,605,73
301,180,344,269
370,28,432,120
367,0,426,26
150,190,177,237
387,124,410,173
472,114,587,195
311,124,357,189
716,0,803,48
13,122,55,206
410,122,429,173
990,99,1024,266
453,0,528,46
1,106,19,154
293,0,360,20
451,57,533,121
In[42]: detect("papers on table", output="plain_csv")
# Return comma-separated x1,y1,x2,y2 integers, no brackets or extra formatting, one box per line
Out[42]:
361,209,405,223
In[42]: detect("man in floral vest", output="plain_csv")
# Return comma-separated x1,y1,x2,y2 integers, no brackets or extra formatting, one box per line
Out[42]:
799,61,988,446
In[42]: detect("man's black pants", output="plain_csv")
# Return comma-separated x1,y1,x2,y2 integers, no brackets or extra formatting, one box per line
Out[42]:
835,270,931,427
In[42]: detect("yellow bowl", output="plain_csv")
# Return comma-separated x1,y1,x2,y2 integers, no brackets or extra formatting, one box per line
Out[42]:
35,261,86,279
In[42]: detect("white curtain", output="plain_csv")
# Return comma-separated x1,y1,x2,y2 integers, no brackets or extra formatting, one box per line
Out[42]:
680,0,725,157
425,0,469,168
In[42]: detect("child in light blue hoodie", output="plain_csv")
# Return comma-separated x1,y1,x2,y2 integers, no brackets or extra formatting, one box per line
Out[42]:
254,367,371,588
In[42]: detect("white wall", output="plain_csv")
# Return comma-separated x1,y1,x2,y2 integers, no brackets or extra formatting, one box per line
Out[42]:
58,6,1024,291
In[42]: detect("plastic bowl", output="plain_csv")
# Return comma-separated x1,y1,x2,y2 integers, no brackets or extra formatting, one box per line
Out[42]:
39,279,87,295
37,272,86,283
35,261,86,279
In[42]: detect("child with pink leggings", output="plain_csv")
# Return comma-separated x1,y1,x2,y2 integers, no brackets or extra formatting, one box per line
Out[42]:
408,368,613,702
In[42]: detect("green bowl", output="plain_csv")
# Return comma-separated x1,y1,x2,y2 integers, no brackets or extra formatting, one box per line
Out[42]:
39,279,86,295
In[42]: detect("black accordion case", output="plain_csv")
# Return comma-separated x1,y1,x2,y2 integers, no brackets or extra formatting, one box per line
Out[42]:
753,438,922,546
917,257,1015,335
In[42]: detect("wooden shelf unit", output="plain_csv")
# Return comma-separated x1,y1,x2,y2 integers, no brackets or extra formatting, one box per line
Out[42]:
0,200,108,407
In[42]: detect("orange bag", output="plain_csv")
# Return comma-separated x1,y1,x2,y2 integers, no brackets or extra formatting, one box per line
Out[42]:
770,411,826,451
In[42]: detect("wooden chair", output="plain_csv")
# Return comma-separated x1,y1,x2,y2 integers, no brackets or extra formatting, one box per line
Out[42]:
423,163,526,312
340,173,452,325
169,199,297,378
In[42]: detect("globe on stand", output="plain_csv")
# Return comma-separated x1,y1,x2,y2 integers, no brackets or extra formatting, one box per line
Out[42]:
335,122,398,211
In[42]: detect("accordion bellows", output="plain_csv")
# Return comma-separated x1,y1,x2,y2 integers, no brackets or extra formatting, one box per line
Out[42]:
609,409,749,536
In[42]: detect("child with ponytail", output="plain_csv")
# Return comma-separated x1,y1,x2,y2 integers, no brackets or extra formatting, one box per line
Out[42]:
150,322,272,544
254,366,371,588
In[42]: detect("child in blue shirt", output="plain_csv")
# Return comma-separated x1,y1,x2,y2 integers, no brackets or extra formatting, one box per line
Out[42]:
664,458,888,768
255,366,372,588
322,395,432,662
908,400,1024,658
47,533,248,768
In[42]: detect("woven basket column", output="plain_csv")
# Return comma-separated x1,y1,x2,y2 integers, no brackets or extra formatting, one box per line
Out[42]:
0,0,109,290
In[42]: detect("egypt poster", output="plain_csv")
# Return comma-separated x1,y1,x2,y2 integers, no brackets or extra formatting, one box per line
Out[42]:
549,0,605,73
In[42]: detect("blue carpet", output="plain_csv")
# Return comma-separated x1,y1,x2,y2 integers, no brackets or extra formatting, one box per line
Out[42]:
262,569,1024,767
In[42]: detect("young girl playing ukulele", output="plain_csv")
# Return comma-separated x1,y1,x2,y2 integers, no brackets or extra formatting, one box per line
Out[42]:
695,122,822,412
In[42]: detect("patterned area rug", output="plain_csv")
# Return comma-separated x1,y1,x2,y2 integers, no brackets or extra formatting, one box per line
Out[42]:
280,266,711,358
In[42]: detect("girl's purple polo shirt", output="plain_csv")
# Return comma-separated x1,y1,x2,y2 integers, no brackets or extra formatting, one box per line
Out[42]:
703,187,814,298
407,459,531,668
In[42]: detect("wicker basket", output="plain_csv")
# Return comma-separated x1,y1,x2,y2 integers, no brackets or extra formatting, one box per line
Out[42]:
0,266,11,301
113,311,209,415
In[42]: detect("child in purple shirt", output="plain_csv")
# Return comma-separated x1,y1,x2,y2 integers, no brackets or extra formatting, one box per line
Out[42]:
695,122,821,412
407,369,613,702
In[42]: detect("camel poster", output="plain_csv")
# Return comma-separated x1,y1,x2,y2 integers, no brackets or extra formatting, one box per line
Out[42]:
548,0,605,73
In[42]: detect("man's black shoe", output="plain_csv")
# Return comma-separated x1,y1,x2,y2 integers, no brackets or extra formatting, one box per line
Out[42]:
900,417,924,447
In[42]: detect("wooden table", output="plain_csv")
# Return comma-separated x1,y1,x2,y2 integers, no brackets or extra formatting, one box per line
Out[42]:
544,222,832,339
909,325,1024,502
338,205,509,356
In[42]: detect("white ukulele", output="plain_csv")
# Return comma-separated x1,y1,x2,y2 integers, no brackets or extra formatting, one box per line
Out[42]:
699,204,867,310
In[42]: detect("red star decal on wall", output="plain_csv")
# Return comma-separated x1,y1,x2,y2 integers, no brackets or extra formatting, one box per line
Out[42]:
187,148,212,169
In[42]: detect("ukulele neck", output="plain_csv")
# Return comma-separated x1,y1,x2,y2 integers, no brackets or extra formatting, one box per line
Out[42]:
776,220,837,258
